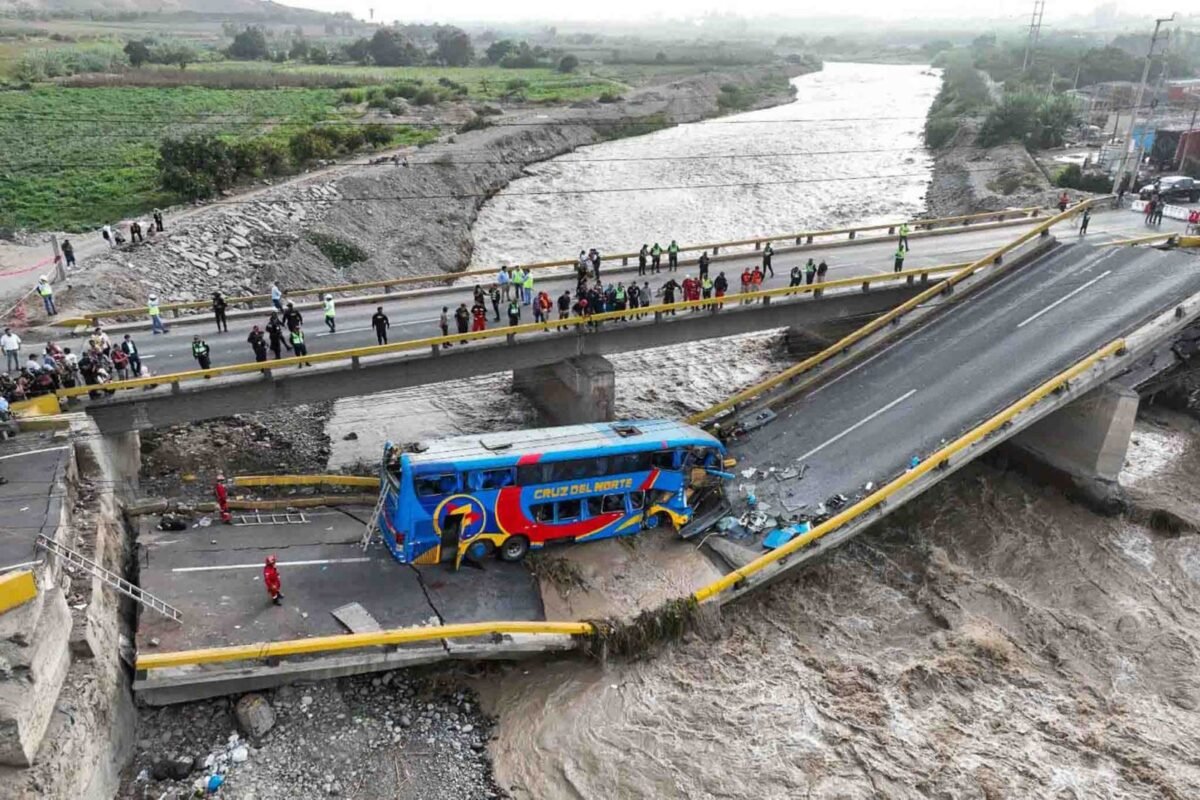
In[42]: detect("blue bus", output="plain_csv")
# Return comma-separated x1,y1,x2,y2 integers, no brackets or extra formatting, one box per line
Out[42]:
377,419,732,568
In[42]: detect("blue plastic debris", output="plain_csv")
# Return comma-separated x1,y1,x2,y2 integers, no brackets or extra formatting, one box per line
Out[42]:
762,520,812,550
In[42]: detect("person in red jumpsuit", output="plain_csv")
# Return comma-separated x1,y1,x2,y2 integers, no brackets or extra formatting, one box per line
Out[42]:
470,301,487,332
214,473,231,524
263,555,283,605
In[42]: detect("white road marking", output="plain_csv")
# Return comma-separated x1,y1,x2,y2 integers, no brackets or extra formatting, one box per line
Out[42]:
172,557,371,573
0,445,69,461
315,327,369,338
1016,270,1111,329
140,354,156,359
797,390,917,461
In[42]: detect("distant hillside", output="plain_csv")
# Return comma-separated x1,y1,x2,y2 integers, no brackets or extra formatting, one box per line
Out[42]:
0,0,341,19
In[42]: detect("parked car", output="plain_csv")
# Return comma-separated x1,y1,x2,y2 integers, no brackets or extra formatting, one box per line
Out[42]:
1139,175,1200,203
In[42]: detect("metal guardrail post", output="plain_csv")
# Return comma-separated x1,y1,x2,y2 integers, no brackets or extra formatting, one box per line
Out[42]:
848,231,856,240
430,344,440,356
813,287,823,299
906,274,915,286
171,308,180,318
170,381,181,394
861,281,870,293
806,235,814,244
887,226,895,234
754,241,761,251
506,333,515,344
712,246,720,255
351,356,361,369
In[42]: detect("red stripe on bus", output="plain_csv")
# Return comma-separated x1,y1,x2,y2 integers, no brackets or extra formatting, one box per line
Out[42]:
517,453,542,465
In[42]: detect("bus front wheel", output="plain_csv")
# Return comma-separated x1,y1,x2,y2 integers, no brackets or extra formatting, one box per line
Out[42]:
499,535,530,562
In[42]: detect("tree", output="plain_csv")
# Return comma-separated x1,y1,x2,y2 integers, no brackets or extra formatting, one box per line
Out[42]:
227,27,269,61
124,39,150,68
344,37,370,64
289,37,310,61
434,27,473,67
558,54,579,73
369,28,422,67
158,135,236,200
485,39,515,64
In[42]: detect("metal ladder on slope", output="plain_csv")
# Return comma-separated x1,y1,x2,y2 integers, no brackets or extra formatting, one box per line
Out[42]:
360,490,387,551
235,511,309,527
35,534,183,623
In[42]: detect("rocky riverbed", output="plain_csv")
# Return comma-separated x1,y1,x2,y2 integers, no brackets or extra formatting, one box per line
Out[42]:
117,670,502,800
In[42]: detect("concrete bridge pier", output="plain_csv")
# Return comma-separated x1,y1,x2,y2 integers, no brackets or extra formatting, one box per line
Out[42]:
1009,382,1138,512
513,355,615,425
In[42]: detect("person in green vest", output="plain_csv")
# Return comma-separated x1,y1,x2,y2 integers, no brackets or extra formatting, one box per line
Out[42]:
667,240,680,271
35,276,56,316
614,283,627,319
701,274,714,300
323,294,336,333
191,335,211,373
898,222,910,252
290,325,312,367
148,294,167,334
522,270,534,305
805,258,817,285
893,246,905,273
650,243,663,273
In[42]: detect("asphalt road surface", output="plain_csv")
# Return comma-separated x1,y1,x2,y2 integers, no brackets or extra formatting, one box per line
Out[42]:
27,209,1183,374
731,241,1200,520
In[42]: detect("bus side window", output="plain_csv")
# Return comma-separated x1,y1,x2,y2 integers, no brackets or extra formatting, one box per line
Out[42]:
586,497,602,518
416,473,458,497
532,504,553,523
602,494,626,513
629,491,646,510
651,450,679,470
468,468,515,491
556,499,581,521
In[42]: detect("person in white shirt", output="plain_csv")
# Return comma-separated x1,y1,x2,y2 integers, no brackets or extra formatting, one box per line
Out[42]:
0,328,21,372
25,354,42,373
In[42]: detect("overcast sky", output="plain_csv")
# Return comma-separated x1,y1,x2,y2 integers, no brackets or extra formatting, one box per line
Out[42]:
284,0,1165,25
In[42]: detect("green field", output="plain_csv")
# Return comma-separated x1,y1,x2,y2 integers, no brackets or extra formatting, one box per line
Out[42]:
0,85,439,232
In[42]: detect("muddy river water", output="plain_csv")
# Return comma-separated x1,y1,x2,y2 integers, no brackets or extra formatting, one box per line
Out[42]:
325,63,1200,799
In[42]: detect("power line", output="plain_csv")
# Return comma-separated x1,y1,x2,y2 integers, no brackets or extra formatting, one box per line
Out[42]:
0,145,933,172
32,166,1001,209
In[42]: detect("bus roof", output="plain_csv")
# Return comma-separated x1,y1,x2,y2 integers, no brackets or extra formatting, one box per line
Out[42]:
404,420,720,468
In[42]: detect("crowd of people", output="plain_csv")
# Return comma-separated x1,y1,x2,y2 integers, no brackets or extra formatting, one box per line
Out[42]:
0,324,146,404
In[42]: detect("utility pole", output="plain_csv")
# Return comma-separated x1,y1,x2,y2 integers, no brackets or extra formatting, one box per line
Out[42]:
1111,14,1175,195
1022,0,1045,75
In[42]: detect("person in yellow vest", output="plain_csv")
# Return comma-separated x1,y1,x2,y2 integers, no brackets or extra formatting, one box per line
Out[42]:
290,324,312,368
148,294,167,334
35,276,56,316
323,294,336,333
522,270,534,306
898,222,910,252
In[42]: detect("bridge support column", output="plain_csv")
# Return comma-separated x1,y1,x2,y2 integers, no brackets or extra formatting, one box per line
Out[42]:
1009,383,1137,512
97,430,141,495
513,355,614,426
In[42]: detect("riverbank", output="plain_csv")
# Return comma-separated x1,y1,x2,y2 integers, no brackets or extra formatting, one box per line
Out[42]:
44,62,814,317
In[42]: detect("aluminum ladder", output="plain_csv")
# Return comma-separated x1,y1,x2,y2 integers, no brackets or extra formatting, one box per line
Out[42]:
361,490,387,551
235,511,309,527
35,534,182,623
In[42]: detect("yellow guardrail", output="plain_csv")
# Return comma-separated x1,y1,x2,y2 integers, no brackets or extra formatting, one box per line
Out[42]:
135,620,595,670
0,570,38,614
692,337,1127,601
685,197,1111,427
233,474,381,488
59,261,970,401
72,207,1043,324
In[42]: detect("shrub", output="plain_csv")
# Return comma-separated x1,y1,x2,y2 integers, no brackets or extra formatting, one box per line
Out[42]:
306,232,368,269
598,91,622,103
366,89,390,109
362,124,393,147
924,116,959,149
289,129,336,164
505,78,530,91
158,134,236,199
558,54,579,73
413,88,438,106
339,88,366,104
459,116,492,133
1055,163,1112,193
124,40,151,68
385,81,421,99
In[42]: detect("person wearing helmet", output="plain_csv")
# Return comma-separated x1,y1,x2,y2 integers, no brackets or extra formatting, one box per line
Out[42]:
212,291,228,333
323,294,336,333
35,276,56,316
148,294,166,334
263,555,283,605
214,472,231,524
